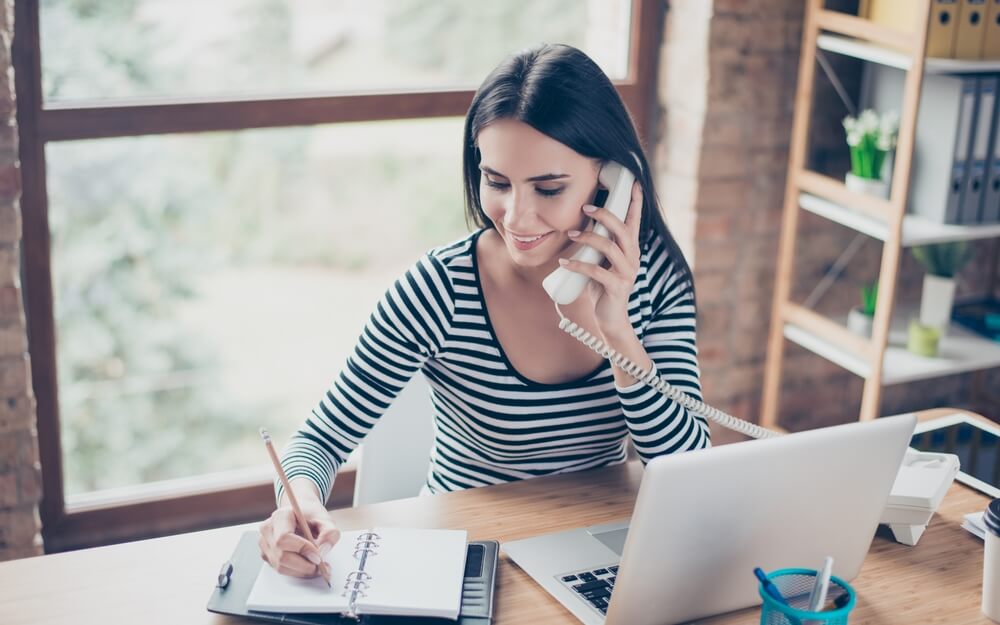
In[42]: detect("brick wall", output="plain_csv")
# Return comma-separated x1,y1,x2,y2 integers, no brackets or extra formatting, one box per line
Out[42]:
0,0,43,561
655,0,999,438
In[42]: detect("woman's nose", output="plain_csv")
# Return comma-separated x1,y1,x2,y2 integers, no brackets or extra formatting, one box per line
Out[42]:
502,190,537,229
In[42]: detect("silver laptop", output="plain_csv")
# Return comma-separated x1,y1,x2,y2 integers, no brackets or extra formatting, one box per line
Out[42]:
502,413,917,625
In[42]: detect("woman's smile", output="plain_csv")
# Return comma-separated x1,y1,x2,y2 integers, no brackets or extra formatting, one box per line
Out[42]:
507,230,554,250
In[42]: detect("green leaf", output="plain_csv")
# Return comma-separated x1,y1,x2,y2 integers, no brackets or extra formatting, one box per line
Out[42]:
911,242,973,278
860,280,878,315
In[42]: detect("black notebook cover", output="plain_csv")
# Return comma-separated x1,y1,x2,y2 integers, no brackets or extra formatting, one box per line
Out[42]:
207,531,497,625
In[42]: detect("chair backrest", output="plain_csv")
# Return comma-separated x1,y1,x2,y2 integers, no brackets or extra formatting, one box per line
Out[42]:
352,372,435,506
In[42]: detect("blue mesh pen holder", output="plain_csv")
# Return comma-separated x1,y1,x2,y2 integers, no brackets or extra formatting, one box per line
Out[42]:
759,568,856,625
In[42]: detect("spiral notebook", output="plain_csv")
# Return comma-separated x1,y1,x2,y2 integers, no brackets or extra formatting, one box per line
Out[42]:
246,527,468,619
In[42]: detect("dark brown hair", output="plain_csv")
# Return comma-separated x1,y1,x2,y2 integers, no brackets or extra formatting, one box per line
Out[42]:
461,43,694,298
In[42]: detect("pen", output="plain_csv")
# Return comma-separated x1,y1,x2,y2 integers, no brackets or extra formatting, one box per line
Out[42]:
754,567,802,625
260,428,332,588
754,567,790,606
807,556,833,612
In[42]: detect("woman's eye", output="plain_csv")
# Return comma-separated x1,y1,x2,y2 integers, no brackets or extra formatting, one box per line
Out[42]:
535,187,564,197
484,178,509,190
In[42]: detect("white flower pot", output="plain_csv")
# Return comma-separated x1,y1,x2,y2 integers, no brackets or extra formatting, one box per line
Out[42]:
847,306,875,337
845,172,890,199
919,274,956,336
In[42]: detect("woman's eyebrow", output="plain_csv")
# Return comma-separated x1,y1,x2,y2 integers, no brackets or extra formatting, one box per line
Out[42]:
479,165,570,182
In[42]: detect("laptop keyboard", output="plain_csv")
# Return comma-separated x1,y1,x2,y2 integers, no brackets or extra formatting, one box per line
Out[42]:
557,564,620,616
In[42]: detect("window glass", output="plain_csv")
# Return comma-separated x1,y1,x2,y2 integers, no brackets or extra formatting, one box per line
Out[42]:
40,0,632,103
46,118,467,496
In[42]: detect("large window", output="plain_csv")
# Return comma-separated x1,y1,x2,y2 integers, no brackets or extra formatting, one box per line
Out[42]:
17,0,663,551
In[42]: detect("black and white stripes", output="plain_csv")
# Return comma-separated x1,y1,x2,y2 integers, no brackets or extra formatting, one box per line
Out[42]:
278,229,709,503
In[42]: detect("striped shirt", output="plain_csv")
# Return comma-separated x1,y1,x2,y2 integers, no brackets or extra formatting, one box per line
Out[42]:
278,228,709,502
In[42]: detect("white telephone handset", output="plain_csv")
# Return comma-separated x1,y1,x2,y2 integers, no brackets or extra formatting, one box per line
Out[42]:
542,161,635,305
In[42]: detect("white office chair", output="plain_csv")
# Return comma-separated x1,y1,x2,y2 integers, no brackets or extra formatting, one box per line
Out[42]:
351,372,436,506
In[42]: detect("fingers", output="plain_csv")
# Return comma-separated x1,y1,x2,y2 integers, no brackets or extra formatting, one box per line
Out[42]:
568,228,630,274
312,518,341,558
558,258,621,295
276,531,321,562
276,554,322,578
624,181,643,233
259,508,326,579
259,529,319,577
582,181,643,262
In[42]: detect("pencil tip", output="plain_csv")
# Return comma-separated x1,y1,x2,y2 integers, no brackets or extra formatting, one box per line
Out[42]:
259,428,270,443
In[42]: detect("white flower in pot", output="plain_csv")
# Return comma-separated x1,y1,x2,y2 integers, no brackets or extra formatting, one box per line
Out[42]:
847,280,878,337
912,242,973,339
843,109,898,198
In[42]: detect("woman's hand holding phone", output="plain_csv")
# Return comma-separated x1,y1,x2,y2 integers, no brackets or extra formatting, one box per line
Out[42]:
559,180,644,343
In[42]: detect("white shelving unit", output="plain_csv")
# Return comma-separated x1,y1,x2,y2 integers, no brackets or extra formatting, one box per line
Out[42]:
762,2,1000,426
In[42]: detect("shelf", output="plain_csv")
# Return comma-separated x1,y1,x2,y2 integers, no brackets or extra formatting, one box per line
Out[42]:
817,34,1000,74
783,309,1000,386
799,192,1000,246
764,4,1000,426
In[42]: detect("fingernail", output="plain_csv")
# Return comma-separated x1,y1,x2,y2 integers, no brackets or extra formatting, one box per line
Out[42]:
320,543,332,558
568,230,581,237
306,552,321,565
583,204,597,212
558,258,569,266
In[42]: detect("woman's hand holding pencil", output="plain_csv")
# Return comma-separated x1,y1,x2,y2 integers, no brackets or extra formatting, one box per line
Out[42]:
258,429,341,582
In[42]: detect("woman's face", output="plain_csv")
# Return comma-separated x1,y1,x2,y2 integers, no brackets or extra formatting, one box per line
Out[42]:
476,119,601,271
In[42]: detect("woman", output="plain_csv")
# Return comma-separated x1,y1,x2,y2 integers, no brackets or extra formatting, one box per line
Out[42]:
259,43,709,578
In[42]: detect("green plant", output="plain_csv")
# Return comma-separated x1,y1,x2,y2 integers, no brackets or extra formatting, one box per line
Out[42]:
911,242,974,278
860,280,878,316
843,109,898,180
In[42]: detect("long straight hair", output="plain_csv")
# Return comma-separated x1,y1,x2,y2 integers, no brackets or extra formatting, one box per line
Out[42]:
461,43,694,300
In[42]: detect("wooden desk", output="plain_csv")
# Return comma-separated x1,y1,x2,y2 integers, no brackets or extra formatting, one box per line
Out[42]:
1,408,994,624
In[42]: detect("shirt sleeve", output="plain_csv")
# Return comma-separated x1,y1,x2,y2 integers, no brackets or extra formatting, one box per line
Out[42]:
615,257,710,463
275,253,455,504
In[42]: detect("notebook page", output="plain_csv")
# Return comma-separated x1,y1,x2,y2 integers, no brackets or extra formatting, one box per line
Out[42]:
245,529,368,614
356,527,467,619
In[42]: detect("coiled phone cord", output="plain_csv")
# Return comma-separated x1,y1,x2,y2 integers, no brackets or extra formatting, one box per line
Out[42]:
555,304,781,441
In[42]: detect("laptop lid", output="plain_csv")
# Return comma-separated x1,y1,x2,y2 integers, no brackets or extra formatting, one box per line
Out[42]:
606,413,916,625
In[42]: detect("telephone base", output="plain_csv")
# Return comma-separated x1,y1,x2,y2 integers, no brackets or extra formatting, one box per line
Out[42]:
887,523,927,547
879,449,960,546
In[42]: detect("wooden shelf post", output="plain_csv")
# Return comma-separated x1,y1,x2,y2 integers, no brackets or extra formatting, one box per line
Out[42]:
761,0,933,428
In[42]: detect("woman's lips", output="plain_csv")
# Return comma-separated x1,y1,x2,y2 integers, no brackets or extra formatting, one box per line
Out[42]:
508,231,553,250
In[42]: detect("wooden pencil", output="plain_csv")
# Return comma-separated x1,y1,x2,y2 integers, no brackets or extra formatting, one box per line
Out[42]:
260,428,332,588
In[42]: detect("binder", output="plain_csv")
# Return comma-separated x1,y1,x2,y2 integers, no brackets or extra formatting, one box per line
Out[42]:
955,0,988,59
867,0,958,57
962,76,997,223
984,81,1000,222
985,0,1000,58
928,0,961,58
866,65,978,224
208,531,499,625
946,77,981,223
867,0,922,35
